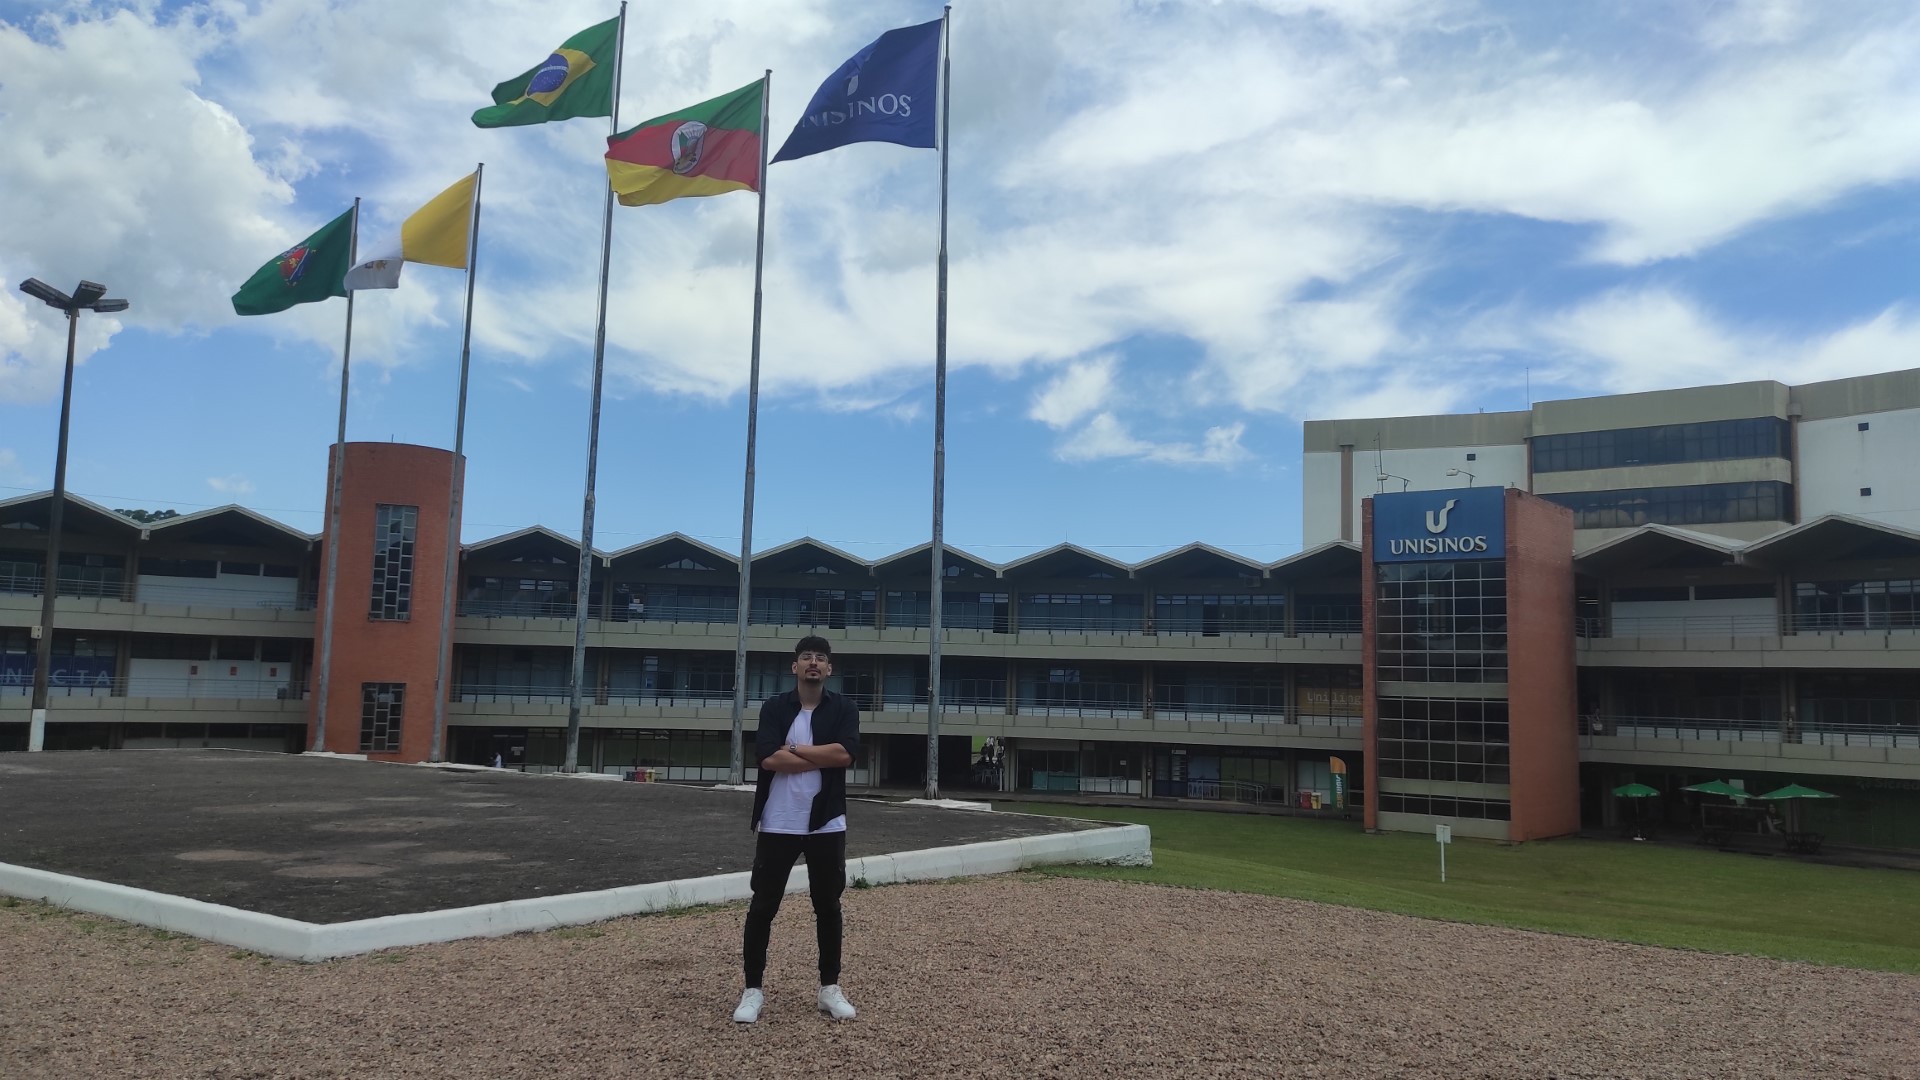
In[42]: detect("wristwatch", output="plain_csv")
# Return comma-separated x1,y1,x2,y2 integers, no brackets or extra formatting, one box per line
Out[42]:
787,740,798,755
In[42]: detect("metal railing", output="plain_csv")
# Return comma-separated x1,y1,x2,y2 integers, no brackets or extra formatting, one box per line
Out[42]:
1151,778,1273,804
0,677,304,700
1015,681,1145,718
1,574,133,601
1014,611,1150,632
1578,613,1920,639
1582,713,1920,749
1151,702,1286,724
1582,713,1782,742
0,574,315,610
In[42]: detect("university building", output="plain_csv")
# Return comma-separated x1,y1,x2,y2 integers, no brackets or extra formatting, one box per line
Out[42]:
4,368,1918,849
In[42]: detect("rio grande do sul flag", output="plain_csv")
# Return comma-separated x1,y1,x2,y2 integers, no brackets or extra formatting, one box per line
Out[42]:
603,80,762,207
472,17,618,129
231,208,353,316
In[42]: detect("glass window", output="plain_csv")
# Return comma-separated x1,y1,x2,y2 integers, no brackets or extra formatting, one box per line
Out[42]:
1534,417,1788,474
369,504,419,621
359,682,405,753
1539,482,1791,530
1152,594,1285,635
1794,579,1920,631
1375,560,1508,683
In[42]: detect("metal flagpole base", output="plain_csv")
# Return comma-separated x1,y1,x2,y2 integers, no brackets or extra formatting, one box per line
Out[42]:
28,708,47,752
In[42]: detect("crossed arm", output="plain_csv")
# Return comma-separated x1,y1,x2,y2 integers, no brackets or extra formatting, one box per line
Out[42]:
760,742,853,773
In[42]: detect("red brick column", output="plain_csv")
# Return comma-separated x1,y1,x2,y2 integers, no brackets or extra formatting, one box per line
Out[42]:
1504,490,1580,841
307,443,460,762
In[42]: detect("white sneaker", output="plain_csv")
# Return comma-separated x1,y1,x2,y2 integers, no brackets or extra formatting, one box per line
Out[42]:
817,984,856,1021
732,988,765,1024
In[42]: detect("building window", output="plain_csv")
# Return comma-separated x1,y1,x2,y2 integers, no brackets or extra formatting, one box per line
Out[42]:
750,587,877,629
370,504,419,621
1465,453,1477,462
1858,422,1870,432
1539,481,1791,530
1377,697,1511,785
1375,560,1509,683
1793,579,1920,631
1861,488,1872,497
1153,593,1285,635
1016,592,1145,632
1532,417,1789,474
359,682,405,753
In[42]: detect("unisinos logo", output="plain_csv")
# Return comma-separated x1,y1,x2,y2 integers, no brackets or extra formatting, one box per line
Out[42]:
1374,488,1504,562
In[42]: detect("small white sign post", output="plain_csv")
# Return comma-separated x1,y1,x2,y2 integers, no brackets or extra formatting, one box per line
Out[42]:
1435,822,1452,882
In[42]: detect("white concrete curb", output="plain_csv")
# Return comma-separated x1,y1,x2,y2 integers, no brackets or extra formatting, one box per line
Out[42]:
0,823,1150,962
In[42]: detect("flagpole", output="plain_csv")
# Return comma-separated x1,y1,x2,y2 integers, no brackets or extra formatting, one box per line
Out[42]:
926,6,952,800
312,197,360,753
728,70,773,787
565,1,627,773
430,163,484,764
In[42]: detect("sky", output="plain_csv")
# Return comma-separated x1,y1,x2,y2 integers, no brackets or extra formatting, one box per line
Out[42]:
1,0,1917,565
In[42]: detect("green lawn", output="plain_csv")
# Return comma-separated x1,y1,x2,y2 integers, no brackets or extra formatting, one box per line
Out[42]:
1027,805,1920,973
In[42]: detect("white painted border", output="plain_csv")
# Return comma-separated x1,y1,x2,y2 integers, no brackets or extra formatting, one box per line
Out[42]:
0,824,1150,962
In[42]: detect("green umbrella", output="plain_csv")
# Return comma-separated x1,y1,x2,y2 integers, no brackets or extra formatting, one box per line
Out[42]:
1611,783,1660,798
1682,779,1750,801
1756,783,1837,840
1756,783,1837,801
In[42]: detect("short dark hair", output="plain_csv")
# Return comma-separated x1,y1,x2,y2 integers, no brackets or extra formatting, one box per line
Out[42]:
794,635,832,659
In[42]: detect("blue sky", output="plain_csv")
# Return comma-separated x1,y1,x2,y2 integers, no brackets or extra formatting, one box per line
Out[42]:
2,0,1917,563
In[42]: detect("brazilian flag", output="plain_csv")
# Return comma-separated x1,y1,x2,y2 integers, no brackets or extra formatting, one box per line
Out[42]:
231,208,353,317
473,17,618,129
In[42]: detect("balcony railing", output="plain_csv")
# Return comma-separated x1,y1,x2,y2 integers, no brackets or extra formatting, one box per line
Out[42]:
1582,713,1920,749
1578,613,1920,638
1151,702,1287,724
0,677,304,700
1,575,132,601
1582,713,1782,742
0,575,314,610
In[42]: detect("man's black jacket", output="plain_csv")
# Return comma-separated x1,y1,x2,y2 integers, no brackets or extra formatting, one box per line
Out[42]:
751,688,863,832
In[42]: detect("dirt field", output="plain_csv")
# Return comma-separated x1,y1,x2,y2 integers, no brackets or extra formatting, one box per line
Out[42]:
3,875,1915,1079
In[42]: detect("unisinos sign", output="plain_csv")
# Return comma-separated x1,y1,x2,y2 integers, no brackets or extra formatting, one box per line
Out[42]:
1372,487,1505,562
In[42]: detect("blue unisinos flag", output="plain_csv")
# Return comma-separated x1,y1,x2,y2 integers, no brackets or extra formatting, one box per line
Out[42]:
771,17,942,164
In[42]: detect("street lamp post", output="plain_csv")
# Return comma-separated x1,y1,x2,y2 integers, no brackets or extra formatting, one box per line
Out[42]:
1446,468,1477,487
16,279,129,753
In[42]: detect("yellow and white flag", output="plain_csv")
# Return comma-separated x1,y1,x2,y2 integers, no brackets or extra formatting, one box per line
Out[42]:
344,172,476,291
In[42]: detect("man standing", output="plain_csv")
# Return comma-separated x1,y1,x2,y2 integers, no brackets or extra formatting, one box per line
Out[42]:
733,635,862,1024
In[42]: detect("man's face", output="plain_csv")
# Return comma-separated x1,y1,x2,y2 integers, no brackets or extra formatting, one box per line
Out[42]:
793,649,832,684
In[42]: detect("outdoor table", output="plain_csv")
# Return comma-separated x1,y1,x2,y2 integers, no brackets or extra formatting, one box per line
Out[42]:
1785,831,1825,855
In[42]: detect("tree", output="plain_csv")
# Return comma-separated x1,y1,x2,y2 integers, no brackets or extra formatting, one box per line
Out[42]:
114,508,180,524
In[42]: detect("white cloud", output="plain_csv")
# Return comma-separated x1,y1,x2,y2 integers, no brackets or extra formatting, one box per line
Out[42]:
3,0,1917,449
0,448,33,487
1533,288,1920,393
0,9,296,402
1699,0,1812,48
1058,414,1250,467
1029,356,1117,428
206,475,256,496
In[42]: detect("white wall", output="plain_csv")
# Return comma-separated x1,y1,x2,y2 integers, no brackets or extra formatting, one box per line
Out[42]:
136,571,300,608
1302,444,1529,548
127,658,292,699
1797,407,1920,530
1609,598,1777,635
1302,452,1346,548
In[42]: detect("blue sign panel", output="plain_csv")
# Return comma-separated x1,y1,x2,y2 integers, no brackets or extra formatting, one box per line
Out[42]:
1372,487,1506,562
0,655,116,689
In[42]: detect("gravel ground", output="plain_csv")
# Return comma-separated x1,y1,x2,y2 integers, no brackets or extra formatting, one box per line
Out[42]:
3,875,1915,1080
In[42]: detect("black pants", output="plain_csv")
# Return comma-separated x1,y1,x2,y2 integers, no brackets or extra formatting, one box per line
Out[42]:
741,830,846,989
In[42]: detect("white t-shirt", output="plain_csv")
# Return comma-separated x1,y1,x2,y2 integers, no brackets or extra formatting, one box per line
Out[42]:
759,707,848,835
